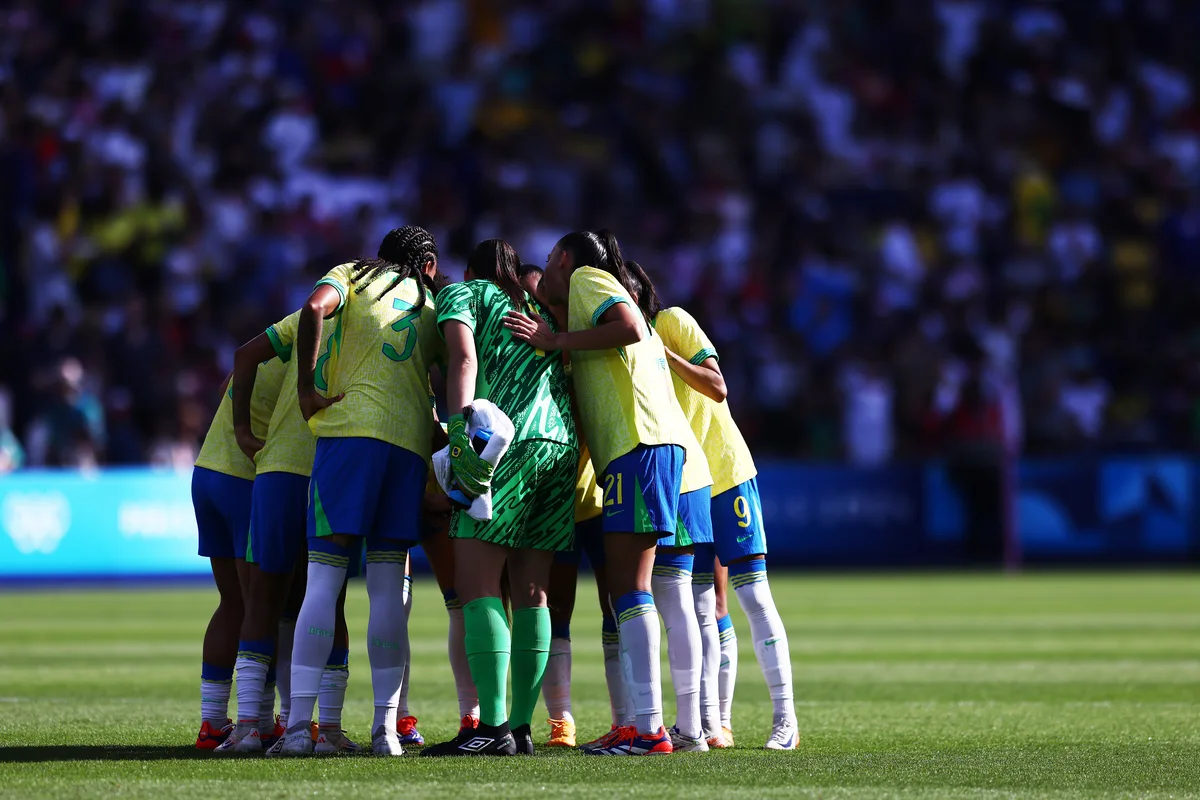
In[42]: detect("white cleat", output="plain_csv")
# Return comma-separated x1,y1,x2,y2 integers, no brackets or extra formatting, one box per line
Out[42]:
371,725,404,756
314,728,361,755
764,717,799,750
279,722,316,757
214,725,262,754
669,725,710,753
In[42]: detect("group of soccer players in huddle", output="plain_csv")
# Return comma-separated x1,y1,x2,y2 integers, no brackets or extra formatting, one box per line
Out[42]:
190,225,798,757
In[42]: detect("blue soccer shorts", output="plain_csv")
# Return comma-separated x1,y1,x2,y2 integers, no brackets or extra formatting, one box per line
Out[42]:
711,477,768,564
248,471,309,574
193,466,253,560
308,437,426,546
600,444,684,539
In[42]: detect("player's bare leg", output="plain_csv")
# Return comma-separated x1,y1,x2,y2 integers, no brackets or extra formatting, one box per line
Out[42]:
198,557,243,749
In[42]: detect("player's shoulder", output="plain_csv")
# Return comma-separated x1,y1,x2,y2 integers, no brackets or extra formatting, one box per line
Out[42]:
657,305,698,330
571,266,626,295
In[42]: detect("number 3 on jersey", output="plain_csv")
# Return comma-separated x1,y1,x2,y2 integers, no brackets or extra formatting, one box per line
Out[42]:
383,298,419,362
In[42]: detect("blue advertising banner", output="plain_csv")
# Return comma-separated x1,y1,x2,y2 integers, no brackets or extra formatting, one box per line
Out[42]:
0,458,1195,580
0,469,206,579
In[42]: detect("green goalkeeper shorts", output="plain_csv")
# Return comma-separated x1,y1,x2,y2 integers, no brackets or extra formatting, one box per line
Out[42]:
450,439,577,552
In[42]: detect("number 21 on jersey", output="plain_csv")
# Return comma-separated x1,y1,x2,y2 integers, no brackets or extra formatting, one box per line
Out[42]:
604,472,623,507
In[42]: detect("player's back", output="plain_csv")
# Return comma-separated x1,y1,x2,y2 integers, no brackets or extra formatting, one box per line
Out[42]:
438,279,575,448
195,358,287,480
567,266,698,474
308,265,441,463
655,306,755,495
258,311,316,477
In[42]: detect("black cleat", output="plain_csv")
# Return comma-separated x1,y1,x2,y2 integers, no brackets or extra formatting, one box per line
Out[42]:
512,723,534,755
420,722,517,757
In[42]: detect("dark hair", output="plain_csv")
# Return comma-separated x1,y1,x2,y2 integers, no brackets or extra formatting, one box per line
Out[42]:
624,260,662,321
555,228,636,297
350,225,438,309
518,264,544,280
467,239,525,309
424,268,451,297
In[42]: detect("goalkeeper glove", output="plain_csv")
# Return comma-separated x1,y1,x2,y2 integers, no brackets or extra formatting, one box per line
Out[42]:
447,412,493,498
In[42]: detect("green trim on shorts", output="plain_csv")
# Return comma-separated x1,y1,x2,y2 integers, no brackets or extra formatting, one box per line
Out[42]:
312,483,334,538
673,507,695,548
246,523,256,563
632,475,655,534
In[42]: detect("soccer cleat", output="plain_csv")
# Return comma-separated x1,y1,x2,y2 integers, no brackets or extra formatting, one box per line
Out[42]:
261,715,287,749
420,722,517,757
278,722,316,756
764,718,798,751
315,728,361,754
579,725,621,751
707,726,734,749
546,718,576,748
264,736,286,757
195,719,233,750
371,726,404,756
512,723,534,755
459,714,480,734
669,725,710,753
397,715,425,746
582,725,673,756
214,724,262,753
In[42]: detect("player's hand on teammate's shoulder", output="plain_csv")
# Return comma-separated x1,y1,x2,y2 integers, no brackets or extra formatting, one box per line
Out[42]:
503,310,557,350
233,424,265,462
298,386,344,421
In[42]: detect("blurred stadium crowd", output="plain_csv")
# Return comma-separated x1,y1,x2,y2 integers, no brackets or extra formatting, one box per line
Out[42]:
1,0,1199,471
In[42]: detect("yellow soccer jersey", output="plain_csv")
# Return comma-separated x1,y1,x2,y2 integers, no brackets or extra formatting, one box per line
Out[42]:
575,443,603,523
655,306,757,495
307,263,443,463
195,358,287,481
257,311,316,477
567,267,697,477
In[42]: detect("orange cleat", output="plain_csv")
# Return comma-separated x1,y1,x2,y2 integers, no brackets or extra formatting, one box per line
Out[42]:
546,717,576,747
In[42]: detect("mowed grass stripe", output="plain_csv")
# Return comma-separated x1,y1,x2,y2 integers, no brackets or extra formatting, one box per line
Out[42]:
0,573,1197,799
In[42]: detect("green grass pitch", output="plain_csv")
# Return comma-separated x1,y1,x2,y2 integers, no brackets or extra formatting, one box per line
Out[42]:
1,572,1198,798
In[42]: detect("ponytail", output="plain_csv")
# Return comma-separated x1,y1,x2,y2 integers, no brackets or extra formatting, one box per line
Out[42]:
624,260,661,322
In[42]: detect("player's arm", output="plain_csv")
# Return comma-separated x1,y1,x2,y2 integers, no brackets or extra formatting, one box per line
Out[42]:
441,319,492,496
296,285,344,420
503,302,643,352
664,349,727,403
231,333,277,460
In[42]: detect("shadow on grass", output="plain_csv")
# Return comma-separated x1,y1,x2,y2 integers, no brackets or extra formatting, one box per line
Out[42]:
0,746,211,763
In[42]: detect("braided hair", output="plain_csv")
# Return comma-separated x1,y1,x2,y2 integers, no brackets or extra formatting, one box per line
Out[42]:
623,260,662,323
350,225,439,309
555,228,637,299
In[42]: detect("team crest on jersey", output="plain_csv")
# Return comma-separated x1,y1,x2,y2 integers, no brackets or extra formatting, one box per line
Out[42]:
458,736,494,752
2,491,71,555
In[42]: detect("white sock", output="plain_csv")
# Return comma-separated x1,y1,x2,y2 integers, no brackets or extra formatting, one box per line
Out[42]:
653,563,702,740
446,600,480,718
542,634,573,722
290,558,347,728
398,574,413,717
276,620,295,726
200,666,233,724
601,620,629,727
718,615,738,729
318,648,349,730
692,580,720,737
616,591,663,735
366,555,408,734
233,646,270,728
733,565,795,724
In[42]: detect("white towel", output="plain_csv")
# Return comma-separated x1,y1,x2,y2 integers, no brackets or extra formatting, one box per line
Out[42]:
432,399,514,521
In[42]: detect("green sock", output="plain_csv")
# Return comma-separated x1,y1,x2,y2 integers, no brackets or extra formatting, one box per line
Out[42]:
463,597,510,727
508,606,551,729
